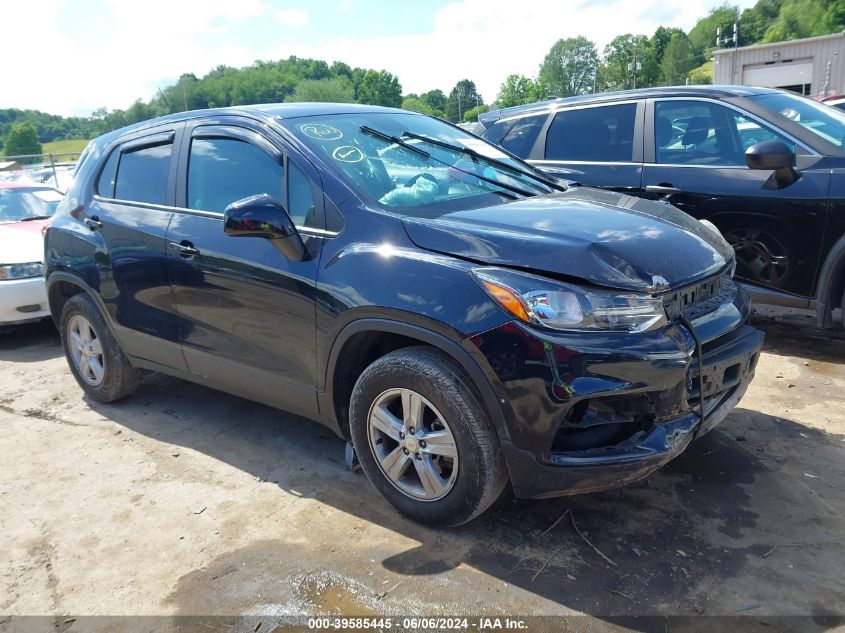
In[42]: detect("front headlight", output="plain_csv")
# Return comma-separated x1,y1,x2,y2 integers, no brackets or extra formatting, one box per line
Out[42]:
0,262,44,281
472,267,668,333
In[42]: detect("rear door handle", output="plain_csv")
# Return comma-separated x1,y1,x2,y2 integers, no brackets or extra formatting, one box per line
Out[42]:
645,185,682,195
84,215,103,230
170,241,199,257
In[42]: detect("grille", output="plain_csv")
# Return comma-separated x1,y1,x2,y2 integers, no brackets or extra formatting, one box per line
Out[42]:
661,274,734,321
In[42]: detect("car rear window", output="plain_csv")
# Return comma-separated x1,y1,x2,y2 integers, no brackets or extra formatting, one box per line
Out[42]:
114,142,172,205
545,104,636,162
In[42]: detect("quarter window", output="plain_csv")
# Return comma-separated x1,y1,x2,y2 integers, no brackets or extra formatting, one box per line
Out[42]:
96,147,120,198
499,114,547,158
545,104,636,162
114,142,172,205
287,161,318,227
188,137,284,212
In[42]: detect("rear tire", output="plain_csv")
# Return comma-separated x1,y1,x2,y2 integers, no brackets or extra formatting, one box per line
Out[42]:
349,346,508,527
60,293,139,402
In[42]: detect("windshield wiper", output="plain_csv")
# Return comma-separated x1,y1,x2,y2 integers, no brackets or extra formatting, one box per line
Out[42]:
360,126,430,160
402,131,565,192
362,125,527,199
19,215,52,222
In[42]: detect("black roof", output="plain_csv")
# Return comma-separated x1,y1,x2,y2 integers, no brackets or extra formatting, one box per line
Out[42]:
95,102,411,146
478,85,780,124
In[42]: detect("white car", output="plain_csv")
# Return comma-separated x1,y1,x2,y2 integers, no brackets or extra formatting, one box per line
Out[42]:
0,183,63,325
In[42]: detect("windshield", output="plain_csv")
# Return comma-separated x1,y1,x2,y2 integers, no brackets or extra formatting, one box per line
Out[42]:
749,92,845,147
0,187,63,224
282,112,555,218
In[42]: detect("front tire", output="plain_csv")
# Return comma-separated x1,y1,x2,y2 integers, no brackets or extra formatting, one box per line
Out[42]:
60,293,139,402
349,346,507,527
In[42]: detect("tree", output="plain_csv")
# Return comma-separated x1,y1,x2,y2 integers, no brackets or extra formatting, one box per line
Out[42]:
763,0,825,41
602,34,657,90
740,0,784,44
688,61,714,85
496,74,541,108
446,80,482,122
651,26,686,66
4,122,42,158
538,36,599,97
688,5,738,58
287,78,354,103
357,70,402,107
401,95,439,116
661,33,697,85
420,89,447,115
462,104,489,122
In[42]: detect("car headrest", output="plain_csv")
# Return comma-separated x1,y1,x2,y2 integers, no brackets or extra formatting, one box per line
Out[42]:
682,116,710,146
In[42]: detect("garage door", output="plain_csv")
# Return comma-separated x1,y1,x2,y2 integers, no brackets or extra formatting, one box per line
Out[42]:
743,60,814,92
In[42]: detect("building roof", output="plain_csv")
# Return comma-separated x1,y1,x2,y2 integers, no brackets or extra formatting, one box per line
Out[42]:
712,30,845,56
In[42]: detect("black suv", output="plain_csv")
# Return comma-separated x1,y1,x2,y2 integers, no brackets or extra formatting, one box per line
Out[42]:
45,104,763,526
479,86,845,326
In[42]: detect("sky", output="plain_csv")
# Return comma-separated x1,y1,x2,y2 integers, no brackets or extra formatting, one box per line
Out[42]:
2,0,759,117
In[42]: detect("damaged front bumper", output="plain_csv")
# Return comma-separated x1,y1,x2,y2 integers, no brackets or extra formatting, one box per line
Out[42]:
467,283,764,499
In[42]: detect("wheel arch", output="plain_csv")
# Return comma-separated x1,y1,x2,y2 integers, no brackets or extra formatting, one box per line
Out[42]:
321,319,508,443
46,272,111,330
815,233,845,328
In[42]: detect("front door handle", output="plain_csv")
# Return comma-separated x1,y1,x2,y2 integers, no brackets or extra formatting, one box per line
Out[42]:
84,215,103,231
170,240,199,257
645,185,682,195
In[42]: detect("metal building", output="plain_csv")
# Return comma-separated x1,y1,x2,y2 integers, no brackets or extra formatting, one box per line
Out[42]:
713,31,845,97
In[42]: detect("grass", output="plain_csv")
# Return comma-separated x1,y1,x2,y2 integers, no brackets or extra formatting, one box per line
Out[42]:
40,139,89,156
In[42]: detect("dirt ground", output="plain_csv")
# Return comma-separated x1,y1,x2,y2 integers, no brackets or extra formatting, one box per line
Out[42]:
1,307,843,632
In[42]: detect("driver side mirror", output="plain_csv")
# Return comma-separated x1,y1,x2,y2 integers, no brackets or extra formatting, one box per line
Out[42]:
745,140,800,188
223,194,306,261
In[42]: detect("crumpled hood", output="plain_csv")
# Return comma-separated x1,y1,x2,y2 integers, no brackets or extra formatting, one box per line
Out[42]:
402,188,734,291
0,222,47,264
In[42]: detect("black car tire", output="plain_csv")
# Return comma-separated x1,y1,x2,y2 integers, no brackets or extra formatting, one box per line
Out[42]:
349,346,508,527
60,293,140,402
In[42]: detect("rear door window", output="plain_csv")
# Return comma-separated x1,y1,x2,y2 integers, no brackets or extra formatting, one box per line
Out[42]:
545,104,637,162
498,114,547,158
115,142,172,205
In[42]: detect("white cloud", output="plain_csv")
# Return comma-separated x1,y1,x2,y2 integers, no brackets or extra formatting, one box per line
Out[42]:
279,0,758,101
4,0,757,116
337,0,352,14
2,0,267,116
276,8,309,27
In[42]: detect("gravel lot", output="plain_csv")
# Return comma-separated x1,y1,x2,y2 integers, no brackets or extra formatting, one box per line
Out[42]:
1,309,843,631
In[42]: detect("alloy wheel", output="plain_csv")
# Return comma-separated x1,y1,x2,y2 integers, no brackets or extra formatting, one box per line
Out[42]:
367,388,458,501
724,227,791,287
67,315,105,386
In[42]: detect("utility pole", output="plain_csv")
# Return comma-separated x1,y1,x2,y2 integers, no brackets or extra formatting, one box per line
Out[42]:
717,22,739,84
457,92,462,122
